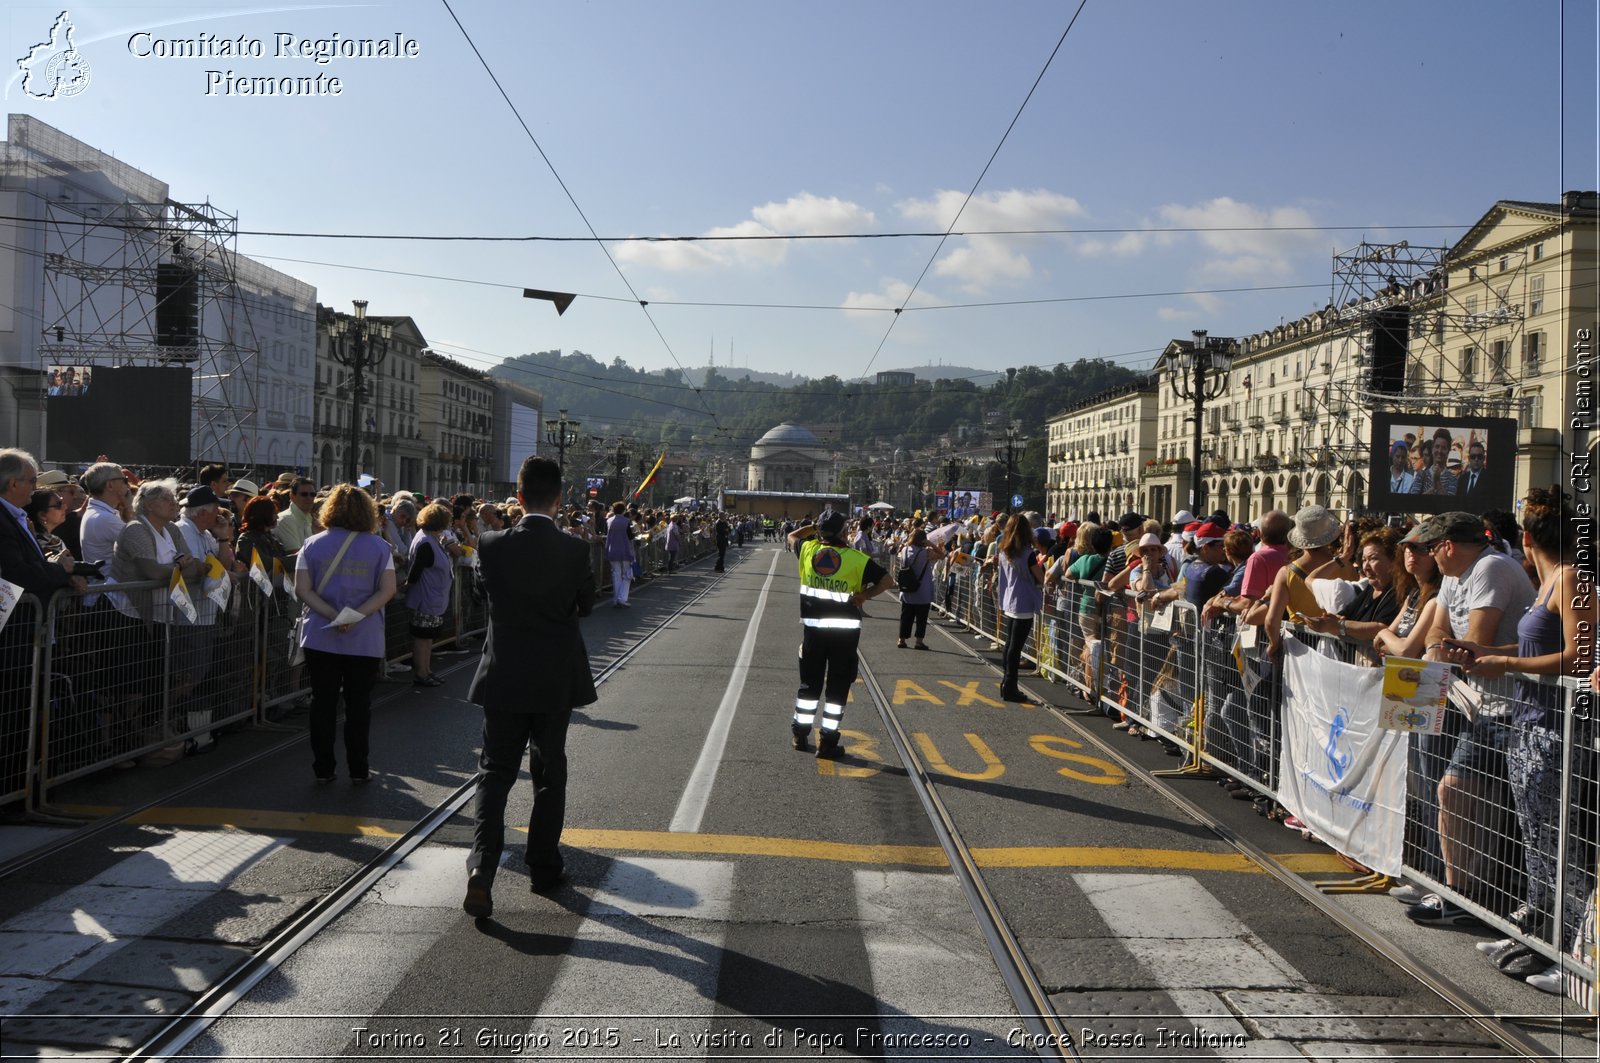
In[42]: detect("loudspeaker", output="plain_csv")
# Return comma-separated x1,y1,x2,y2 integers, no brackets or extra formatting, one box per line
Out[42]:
155,263,199,349
1369,307,1407,394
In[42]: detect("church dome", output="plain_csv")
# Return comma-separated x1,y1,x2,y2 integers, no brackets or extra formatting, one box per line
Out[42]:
753,422,820,448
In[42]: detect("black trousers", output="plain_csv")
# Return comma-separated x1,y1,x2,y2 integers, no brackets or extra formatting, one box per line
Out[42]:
715,543,727,571
305,649,379,778
794,626,860,734
898,602,930,640
469,708,573,881
1000,615,1034,692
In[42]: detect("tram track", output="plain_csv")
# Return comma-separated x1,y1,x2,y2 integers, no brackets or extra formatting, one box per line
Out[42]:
911,603,1558,1062
0,553,740,1063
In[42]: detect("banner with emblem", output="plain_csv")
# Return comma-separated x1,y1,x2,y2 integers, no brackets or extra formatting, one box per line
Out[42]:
168,568,197,624
1278,633,1405,876
249,549,274,596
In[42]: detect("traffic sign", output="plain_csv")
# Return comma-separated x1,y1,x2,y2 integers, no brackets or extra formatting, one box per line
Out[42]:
1011,493,1024,509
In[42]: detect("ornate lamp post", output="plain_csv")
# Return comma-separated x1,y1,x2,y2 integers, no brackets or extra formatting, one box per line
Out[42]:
1169,329,1235,516
993,422,1025,514
545,408,581,502
328,299,391,486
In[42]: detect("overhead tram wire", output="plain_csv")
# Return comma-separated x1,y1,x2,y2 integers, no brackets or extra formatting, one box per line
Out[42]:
437,0,727,438
857,0,1089,383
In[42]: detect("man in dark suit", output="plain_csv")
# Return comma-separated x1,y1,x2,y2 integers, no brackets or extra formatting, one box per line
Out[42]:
463,456,596,919
0,449,80,599
1456,442,1489,505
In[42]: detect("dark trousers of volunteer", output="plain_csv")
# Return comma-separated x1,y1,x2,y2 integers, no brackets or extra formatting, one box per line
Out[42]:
793,627,860,747
470,708,572,884
715,543,727,571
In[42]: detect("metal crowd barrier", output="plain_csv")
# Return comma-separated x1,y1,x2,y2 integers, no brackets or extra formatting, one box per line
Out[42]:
1,556,495,813
912,552,1598,1004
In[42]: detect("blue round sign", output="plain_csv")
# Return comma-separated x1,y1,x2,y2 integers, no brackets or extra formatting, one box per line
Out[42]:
1011,493,1024,508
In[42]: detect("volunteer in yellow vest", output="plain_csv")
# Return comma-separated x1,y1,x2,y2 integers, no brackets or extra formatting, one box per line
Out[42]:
787,511,894,758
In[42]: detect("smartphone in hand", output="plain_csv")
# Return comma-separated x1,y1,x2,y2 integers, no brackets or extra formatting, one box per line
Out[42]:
1441,638,1477,659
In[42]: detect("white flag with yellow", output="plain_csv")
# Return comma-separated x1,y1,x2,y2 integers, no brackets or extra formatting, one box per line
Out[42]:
203,553,231,610
168,567,197,624
249,549,273,596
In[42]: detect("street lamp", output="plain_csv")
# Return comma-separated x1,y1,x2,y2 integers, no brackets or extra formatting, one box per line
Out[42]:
1170,329,1235,516
993,423,1025,514
328,300,392,486
545,408,581,501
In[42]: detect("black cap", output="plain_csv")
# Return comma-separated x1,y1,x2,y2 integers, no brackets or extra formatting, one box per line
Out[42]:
1116,511,1144,530
819,512,848,538
181,485,223,509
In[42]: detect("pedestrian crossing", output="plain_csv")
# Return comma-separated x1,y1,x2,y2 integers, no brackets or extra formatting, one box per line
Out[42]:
0,840,1507,1061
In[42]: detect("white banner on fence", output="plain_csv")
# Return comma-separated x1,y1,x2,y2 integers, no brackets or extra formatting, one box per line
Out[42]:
0,577,22,632
1278,634,1406,877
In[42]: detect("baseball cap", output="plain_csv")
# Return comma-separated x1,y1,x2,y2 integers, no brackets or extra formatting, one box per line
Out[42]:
818,511,848,537
1410,511,1488,545
181,485,223,509
1172,509,1196,525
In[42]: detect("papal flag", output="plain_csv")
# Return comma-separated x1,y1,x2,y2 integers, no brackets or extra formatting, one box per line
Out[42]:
249,549,274,596
169,567,197,623
274,557,298,603
632,450,666,498
203,553,231,610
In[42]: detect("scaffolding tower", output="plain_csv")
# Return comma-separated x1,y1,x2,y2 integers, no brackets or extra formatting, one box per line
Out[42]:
38,194,264,469
1305,237,1527,465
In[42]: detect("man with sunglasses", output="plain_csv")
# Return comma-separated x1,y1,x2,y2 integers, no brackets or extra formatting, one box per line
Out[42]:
79,461,132,569
274,477,319,556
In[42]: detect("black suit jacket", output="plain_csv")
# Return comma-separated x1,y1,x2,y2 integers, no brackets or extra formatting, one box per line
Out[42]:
468,513,597,714
0,503,70,599
1456,469,1487,504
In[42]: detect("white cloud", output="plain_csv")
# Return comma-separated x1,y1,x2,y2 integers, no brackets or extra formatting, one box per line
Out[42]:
840,278,939,316
896,188,1084,293
614,192,875,271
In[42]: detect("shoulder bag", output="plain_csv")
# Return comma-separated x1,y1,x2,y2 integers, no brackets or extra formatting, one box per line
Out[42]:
897,549,927,594
288,531,359,667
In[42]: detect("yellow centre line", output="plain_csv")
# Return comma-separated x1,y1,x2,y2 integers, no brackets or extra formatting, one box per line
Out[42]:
61,804,1349,873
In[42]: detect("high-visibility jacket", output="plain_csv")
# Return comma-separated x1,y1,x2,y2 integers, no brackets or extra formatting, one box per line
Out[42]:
797,538,869,630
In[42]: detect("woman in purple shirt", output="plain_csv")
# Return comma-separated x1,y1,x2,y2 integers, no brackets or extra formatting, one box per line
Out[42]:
604,501,635,608
983,513,1045,702
295,485,396,784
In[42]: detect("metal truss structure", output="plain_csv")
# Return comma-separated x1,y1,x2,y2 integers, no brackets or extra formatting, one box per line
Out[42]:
38,195,263,468
1304,238,1529,467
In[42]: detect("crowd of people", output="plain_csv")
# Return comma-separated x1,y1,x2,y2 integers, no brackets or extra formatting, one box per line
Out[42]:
2,443,1594,993
827,493,1594,998
0,449,740,784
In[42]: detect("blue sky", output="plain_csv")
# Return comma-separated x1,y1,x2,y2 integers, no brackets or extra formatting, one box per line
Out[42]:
4,1,1595,390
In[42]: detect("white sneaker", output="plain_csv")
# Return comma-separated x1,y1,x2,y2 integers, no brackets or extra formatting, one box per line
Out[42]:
1525,964,1564,995
1475,937,1517,961
1388,883,1427,905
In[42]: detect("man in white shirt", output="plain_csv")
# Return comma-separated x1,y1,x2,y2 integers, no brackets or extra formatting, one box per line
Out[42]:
1406,511,1537,927
78,462,131,568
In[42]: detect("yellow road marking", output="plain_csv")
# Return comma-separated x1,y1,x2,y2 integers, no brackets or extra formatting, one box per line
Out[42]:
60,804,1348,873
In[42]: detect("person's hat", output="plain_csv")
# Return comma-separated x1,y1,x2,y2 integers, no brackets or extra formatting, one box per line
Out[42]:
1172,509,1196,525
1410,511,1487,546
1034,526,1055,542
818,511,849,538
1208,510,1231,527
274,472,296,487
1400,522,1427,545
1137,532,1164,550
1117,511,1144,530
181,485,223,509
1194,521,1229,544
35,470,68,488
1181,520,1202,542
229,478,261,496
1287,504,1342,549
1447,453,1462,467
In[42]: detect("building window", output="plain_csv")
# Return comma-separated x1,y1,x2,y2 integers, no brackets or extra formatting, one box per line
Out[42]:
1529,275,1544,315
1532,242,1544,261
1490,340,1509,379
1498,255,1509,272
1461,346,1476,381
1524,332,1542,374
